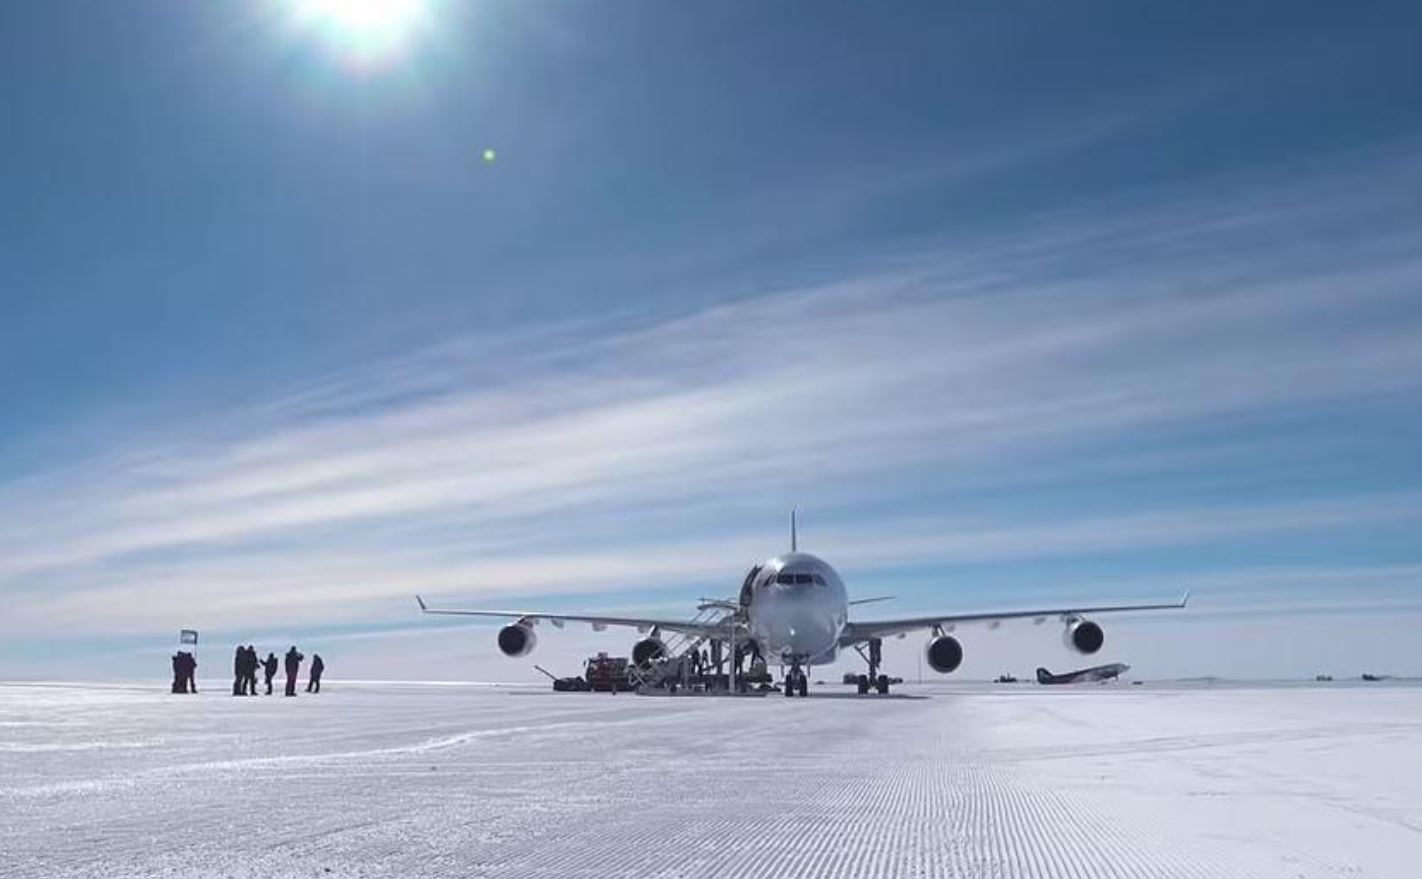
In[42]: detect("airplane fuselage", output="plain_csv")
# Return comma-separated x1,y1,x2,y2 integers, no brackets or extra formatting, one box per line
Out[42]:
742,552,848,666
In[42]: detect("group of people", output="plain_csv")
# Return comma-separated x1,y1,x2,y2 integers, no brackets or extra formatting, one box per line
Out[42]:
232,645,324,696
168,645,325,696
169,651,198,693
231,646,275,696
683,640,763,678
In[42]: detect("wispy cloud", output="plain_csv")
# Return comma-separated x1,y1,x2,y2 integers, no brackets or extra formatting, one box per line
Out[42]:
16,492,1422,637
3,149,1421,655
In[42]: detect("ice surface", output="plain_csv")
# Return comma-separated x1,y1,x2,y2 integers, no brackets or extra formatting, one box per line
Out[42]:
3,680,1420,878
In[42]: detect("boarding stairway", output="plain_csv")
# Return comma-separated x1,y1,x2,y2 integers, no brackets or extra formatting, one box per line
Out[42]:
628,604,736,692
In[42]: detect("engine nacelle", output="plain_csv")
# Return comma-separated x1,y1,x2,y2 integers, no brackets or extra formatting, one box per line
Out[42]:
497,623,537,658
631,637,667,667
925,635,964,674
1064,619,1105,655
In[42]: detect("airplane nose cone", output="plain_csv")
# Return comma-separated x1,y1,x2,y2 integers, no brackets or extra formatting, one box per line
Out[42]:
767,613,834,658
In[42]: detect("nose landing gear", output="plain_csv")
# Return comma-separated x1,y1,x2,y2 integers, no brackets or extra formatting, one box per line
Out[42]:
783,662,809,697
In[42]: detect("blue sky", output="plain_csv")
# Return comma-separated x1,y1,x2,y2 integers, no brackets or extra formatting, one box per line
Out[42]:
2,2,1421,681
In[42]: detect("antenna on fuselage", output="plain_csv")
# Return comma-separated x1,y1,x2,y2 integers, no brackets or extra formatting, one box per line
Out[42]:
790,507,798,553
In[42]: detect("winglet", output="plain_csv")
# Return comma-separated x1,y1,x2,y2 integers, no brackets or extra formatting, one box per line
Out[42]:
416,595,428,612
790,507,798,553
1179,589,1191,608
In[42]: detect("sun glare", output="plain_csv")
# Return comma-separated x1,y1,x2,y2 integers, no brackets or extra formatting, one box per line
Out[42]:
286,0,433,69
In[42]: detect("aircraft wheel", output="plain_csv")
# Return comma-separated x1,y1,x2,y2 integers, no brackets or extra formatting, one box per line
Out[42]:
783,678,795,697
876,676,890,695
856,675,869,695
797,674,809,697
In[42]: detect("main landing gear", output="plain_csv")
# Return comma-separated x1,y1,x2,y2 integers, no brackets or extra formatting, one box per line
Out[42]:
783,663,809,697
855,638,891,695
854,675,889,695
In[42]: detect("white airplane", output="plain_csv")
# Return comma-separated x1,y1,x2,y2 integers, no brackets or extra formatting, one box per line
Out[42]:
417,513,1187,696
1035,662,1131,685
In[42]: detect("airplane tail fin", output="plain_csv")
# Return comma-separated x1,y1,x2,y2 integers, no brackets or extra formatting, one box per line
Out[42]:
1036,667,1056,685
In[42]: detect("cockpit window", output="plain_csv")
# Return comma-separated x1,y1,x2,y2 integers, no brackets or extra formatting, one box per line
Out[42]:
775,572,826,586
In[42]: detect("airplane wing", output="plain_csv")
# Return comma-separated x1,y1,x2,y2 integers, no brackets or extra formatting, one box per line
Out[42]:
840,592,1188,645
416,595,732,638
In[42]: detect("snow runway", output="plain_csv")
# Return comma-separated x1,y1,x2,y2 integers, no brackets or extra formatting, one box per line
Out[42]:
3,681,1420,878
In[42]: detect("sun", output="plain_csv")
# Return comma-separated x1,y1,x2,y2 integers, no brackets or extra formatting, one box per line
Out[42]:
285,0,433,68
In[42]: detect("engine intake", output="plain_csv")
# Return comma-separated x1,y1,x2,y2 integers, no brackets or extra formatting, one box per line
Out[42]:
631,637,667,667
1065,620,1105,655
497,623,537,658
925,635,963,674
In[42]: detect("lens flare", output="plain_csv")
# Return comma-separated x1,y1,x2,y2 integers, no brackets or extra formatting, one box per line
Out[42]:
286,0,433,70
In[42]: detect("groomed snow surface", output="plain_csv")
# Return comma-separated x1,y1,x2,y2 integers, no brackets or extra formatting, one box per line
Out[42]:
3,681,1420,878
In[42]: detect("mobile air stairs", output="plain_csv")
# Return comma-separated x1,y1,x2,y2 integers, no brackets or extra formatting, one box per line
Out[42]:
628,604,766,694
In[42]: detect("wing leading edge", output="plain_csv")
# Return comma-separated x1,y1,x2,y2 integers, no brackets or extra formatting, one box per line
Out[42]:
416,595,731,638
840,591,1188,645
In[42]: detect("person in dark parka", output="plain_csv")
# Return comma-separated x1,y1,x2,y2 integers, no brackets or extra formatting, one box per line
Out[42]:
284,646,304,697
237,646,254,695
262,652,279,695
171,653,183,693
233,646,245,696
307,653,325,693
181,651,198,693
243,645,260,695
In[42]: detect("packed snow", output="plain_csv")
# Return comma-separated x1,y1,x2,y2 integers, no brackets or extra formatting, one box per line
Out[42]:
2,680,1420,878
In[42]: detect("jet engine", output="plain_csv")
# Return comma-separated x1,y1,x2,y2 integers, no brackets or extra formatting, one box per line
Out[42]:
1064,619,1105,655
497,622,537,658
631,636,667,667
925,635,964,674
